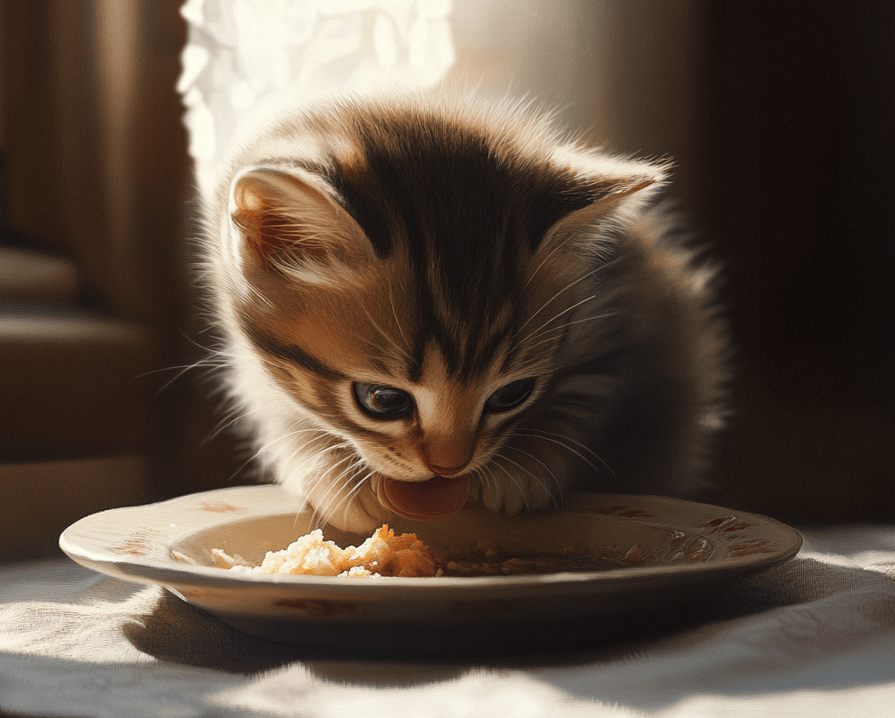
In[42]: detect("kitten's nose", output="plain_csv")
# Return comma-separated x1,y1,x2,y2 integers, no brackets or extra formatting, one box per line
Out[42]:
420,435,474,477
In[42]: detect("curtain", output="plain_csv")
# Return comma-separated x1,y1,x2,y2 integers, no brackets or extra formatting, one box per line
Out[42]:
178,0,455,195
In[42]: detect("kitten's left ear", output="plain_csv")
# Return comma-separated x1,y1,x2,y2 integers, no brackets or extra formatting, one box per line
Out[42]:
227,167,374,283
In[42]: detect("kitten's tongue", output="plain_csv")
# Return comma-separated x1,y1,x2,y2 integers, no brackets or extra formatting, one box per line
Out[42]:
378,476,469,521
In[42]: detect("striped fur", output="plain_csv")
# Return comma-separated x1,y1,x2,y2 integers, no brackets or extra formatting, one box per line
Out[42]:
202,89,730,533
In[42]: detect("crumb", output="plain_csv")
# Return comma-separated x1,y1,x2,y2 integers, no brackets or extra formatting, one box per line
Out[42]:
223,525,438,578
210,547,250,569
623,544,647,564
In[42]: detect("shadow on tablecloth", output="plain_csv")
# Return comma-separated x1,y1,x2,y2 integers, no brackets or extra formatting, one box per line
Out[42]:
119,556,895,686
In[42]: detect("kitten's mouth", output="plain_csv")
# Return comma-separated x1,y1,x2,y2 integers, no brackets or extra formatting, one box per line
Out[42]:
375,475,470,521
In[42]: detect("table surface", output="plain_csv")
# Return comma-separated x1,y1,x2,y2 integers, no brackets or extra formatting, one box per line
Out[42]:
2,524,895,718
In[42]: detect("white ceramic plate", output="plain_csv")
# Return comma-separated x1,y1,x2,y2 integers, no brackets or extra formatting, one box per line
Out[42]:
60,485,802,653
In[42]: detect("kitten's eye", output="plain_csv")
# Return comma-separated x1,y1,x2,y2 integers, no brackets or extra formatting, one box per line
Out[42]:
353,383,414,420
485,378,536,413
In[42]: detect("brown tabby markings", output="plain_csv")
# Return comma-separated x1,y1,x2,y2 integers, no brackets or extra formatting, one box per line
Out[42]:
203,91,730,533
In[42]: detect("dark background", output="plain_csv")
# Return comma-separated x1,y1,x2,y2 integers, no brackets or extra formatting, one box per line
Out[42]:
0,1,892,557
698,2,895,520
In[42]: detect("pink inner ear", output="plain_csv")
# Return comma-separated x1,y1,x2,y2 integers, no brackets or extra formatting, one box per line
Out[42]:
231,173,327,269
232,178,287,268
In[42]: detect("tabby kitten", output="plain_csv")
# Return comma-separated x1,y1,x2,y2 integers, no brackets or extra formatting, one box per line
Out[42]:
203,90,729,534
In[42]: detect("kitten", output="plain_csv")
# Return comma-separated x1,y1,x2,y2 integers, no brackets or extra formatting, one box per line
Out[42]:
202,89,730,534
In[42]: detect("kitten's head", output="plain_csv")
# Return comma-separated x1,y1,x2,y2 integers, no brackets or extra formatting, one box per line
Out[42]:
212,93,666,532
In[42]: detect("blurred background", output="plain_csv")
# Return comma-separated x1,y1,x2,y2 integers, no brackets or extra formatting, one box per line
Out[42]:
1,0,892,559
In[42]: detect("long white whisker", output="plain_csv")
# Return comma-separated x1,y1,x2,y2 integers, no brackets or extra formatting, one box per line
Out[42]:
534,312,617,339
492,450,543,488
276,442,350,519
513,258,620,340
290,441,352,483
252,428,331,462
333,470,375,527
513,429,617,480
326,457,367,499
146,356,228,394
230,430,336,483
489,455,532,512
523,233,577,290
325,461,374,529
472,464,496,502
307,452,362,529
502,443,563,499
480,464,498,495
525,294,598,341
522,312,618,355
305,457,360,532
518,427,604,462
203,406,263,445
137,357,227,379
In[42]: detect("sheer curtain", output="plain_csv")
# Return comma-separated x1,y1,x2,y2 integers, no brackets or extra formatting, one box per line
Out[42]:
178,0,455,195
177,0,700,205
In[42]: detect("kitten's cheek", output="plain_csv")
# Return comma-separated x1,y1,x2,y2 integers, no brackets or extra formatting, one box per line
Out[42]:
375,476,469,521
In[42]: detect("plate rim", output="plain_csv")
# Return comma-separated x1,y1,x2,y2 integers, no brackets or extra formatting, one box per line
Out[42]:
59,484,803,593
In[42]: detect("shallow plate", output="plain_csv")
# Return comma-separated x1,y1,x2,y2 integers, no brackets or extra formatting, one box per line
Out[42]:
60,485,801,654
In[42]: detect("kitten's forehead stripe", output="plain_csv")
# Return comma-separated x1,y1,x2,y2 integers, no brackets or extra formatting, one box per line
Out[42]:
323,109,606,380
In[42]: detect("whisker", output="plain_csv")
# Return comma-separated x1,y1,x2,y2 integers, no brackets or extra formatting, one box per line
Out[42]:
526,310,616,346
307,450,360,522
471,464,495,503
278,443,347,523
522,312,618,356
303,452,358,533
480,464,498,496
143,356,228,394
320,456,366,521
525,294,598,340
502,443,563,502
324,461,373,529
201,407,261,446
492,450,543,489
229,429,336,484
513,428,617,480
518,427,604,463
292,442,353,488
295,452,352,528
489,454,532,513
333,469,375,527
523,234,577,290
136,358,227,379
513,258,620,340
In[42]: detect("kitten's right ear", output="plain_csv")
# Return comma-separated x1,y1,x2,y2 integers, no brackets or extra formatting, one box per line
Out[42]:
228,167,374,283
532,158,668,270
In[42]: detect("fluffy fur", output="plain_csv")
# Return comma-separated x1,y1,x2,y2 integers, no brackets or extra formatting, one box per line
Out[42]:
201,89,730,533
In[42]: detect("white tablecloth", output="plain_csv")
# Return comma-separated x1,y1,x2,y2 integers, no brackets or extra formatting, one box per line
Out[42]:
2,526,895,718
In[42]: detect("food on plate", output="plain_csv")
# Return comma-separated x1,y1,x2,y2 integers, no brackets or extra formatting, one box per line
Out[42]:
212,524,653,578
213,525,439,578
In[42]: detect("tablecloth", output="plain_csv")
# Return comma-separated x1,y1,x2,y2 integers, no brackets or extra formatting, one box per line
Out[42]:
2,525,894,718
